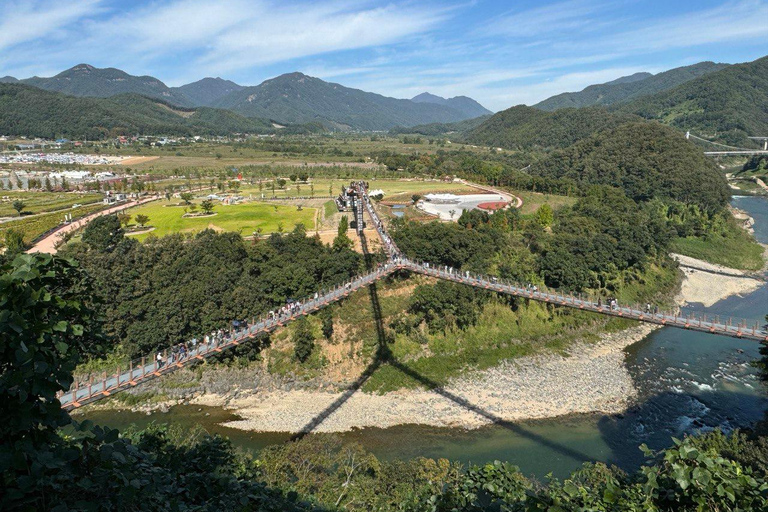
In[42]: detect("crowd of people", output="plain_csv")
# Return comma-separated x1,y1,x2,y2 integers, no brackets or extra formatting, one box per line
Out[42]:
155,328,233,368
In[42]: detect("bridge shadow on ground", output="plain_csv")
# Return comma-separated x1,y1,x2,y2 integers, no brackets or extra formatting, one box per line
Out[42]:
293,229,595,463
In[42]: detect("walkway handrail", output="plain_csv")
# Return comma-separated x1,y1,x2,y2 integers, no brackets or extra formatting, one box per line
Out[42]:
56,184,768,410
59,262,404,409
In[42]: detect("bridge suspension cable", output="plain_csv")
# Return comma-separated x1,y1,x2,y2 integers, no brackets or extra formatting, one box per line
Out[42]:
686,131,768,156
56,183,768,410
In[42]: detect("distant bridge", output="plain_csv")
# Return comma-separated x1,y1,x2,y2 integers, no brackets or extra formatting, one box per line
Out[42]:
686,132,768,156
57,183,768,410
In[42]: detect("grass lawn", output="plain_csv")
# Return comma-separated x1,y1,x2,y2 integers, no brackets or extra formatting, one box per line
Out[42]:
671,230,765,271
511,189,577,215
368,179,475,197
238,178,478,200
125,199,317,241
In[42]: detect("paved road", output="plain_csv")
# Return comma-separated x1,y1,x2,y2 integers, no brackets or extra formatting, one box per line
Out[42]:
27,196,160,254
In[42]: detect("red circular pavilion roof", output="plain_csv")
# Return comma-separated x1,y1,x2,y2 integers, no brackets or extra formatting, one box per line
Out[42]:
477,201,508,211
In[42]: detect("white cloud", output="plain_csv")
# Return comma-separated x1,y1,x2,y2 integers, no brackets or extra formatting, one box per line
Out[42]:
0,0,765,112
601,0,768,52
0,0,103,51
481,0,612,38
91,0,455,76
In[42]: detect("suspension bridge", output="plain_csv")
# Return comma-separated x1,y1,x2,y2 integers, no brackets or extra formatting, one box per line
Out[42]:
686,132,768,156
57,182,768,410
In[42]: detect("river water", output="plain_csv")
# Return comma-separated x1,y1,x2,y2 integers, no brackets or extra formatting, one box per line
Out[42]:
82,196,768,479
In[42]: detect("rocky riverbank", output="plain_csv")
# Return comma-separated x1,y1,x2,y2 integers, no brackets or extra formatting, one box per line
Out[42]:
204,325,656,433
77,247,765,432
82,324,656,432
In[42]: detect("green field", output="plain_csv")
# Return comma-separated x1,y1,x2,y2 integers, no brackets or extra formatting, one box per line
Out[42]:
511,189,577,215
671,230,765,271
0,202,106,243
238,178,478,200
0,191,102,217
125,199,317,241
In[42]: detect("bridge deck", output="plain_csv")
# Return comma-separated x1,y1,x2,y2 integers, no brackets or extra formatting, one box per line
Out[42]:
58,183,768,410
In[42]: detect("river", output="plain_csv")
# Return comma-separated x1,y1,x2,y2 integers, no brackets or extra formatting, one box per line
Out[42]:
82,196,768,479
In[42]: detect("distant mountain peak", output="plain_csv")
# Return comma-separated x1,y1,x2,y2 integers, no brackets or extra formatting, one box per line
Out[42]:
19,64,192,106
412,92,447,104
604,72,653,86
174,76,244,106
411,92,492,118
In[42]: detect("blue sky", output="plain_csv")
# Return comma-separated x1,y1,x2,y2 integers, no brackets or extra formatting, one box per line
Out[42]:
1,0,766,111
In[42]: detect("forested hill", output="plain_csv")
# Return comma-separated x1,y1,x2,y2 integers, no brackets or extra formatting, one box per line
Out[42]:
173,77,245,107
0,83,283,139
528,122,730,211
619,55,768,147
212,72,478,131
534,61,728,111
20,64,193,107
463,105,640,150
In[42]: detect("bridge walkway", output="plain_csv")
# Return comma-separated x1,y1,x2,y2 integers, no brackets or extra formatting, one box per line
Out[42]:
57,183,768,410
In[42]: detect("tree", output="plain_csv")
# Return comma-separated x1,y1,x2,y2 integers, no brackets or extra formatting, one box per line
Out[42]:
293,317,314,363
290,174,298,182
0,254,316,511
82,214,124,252
2,228,26,254
12,200,25,217
0,254,98,509
116,212,131,227
277,178,287,189
320,308,334,340
179,192,194,205
201,199,214,214
134,214,149,227
535,203,554,227
334,216,353,251
310,183,315,197
412,194,422,203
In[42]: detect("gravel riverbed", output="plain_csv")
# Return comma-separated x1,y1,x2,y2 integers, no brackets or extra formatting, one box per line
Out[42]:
187,325,656,433
81,254,759,433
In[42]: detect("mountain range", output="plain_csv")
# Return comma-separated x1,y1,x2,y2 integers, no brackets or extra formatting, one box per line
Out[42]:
534,61,729,111
2,55,766,144
0,82,317,140
618,55,768,146
464,55,767,150
2,65,490,131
